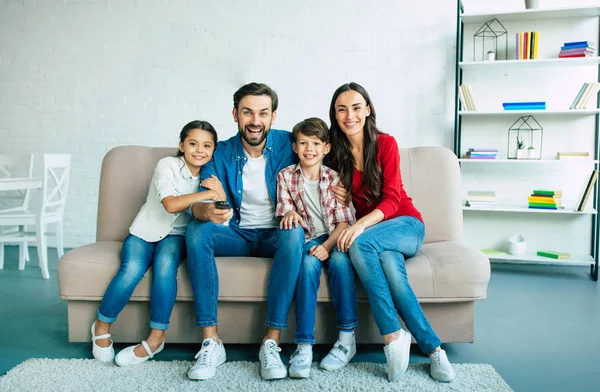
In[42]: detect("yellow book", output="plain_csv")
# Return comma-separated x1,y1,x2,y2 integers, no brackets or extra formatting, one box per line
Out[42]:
528,197,560,203
534,31,539,59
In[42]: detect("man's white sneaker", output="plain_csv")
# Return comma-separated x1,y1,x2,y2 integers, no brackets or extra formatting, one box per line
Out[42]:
187,338,226,380
320,338,356,371
259,339,287,380
289,345,313,379
429,349,455,382
383,329,412,381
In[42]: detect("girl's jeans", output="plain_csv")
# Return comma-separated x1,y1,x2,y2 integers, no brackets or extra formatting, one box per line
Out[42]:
348,216,441,354
295,234,358,344
97,233,184,330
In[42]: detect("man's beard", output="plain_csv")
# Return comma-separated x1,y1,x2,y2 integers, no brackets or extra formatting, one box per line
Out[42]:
240,124,269,147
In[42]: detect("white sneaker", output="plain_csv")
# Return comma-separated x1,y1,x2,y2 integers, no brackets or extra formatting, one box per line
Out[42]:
320,336,356,371
187,338,226,380
289,345,313,379
91,321,114,363
383,329,412,381
115,339,164,367
429,349,455,382
259,339,287,380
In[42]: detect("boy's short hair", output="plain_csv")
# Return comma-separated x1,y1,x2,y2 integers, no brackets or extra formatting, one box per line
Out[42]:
291,117,329,143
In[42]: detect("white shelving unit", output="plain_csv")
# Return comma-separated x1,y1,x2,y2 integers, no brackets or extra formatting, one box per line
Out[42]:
454,1,600,280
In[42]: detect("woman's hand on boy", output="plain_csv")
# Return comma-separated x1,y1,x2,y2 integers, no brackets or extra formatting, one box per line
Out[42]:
280,210,305,230
309,244,329,261
201,175,226,201
332,184,351,205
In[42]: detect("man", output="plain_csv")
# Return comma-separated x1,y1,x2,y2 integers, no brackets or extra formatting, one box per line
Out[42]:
185,82,304,381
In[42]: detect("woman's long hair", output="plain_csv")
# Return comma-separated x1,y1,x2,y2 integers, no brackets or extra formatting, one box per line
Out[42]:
325,82,382,204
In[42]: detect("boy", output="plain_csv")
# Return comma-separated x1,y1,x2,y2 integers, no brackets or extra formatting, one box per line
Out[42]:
276,117,358,379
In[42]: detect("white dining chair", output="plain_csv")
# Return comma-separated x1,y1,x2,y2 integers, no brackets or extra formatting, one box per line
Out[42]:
0,154,35,270
0,154,71,279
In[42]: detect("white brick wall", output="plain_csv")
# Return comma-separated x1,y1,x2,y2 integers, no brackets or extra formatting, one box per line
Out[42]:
0,0,457,247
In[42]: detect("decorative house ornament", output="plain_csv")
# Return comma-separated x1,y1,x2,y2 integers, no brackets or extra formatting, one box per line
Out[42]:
507,115,543,159
473,18,508,61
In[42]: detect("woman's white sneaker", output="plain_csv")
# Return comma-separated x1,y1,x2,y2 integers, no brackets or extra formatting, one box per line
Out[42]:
259,339,287,380
429,349,455,382
187,338,226,380
289,344,313,378
91,321,114,363
115,339,164,367
383,329,412,381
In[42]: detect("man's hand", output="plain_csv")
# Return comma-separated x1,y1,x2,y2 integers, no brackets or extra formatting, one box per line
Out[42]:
201,175,226,201
337,223,366,252
193,201,233,224
309,244,330,261
332,184,350,205
280,210,305,230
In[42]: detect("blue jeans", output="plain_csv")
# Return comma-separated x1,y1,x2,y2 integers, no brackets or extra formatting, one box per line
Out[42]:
348,216,441,354
186,220,305,328
97,234,185,330
295,234,358,344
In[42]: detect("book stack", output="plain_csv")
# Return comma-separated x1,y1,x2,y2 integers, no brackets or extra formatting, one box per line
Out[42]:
463,148,498,160
556,152,590,160
528,190,562,210
537,250,570,259
516,31,539,60
559,41,596,58
569,82,600,109
503,101,546,110
465,191,496,208
458,85,477,111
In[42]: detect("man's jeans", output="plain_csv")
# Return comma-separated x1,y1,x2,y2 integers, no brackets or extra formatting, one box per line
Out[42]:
348,216,441,354
295,234,358,344
98,234,184,330
186,220,305,329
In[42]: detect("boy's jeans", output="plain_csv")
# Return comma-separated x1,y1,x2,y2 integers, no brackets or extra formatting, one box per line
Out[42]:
98,233,184,330
295,234,358,344
349,216,441,354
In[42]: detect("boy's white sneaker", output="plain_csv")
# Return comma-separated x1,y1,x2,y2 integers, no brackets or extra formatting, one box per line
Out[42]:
187,338,226,380
429,349,455,382
383,329,412,381
259,339,287,380
289,345,313,378
320,336,356,371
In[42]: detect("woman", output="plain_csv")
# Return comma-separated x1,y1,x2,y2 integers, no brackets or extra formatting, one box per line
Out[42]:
325,82,455,383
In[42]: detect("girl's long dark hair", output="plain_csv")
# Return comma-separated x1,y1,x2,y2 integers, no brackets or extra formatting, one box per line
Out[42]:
324,82,382,204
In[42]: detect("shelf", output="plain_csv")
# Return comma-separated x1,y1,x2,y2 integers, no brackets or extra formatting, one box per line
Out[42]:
461,6,600,23
459,109,600,116
459,57,600,70
463,205,597,215
458,158,599,164
488,253,593,267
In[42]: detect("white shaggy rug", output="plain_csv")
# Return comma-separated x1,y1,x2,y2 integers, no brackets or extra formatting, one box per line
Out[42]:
0,359,512,391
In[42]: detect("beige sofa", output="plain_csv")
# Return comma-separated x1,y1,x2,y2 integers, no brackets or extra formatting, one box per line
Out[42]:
57,145,490,344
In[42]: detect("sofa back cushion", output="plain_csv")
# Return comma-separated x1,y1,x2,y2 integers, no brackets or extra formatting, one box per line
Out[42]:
97,145,462,243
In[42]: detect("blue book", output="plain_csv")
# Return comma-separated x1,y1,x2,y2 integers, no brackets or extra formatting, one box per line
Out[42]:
504,106,546,110
561,44,591,50
503,102,546,106
564,41,595,47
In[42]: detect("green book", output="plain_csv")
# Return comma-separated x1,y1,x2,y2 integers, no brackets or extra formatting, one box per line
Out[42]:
532,190,560,196
537,250,570,259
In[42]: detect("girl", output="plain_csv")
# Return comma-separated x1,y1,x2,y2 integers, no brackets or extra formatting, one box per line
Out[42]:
325,83,455,383
91,120,224,367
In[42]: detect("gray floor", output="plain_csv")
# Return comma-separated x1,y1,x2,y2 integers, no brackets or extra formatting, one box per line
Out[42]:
0,246,599,391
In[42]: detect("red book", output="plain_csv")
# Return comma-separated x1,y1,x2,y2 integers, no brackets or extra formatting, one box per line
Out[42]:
559,54,587,58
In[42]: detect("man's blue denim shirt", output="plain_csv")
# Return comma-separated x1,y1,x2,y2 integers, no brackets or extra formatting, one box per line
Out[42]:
196,129,298,228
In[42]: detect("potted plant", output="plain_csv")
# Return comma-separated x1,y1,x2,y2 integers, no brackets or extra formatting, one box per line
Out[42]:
527,145,536,159
516,136,526,159
486,50,496,61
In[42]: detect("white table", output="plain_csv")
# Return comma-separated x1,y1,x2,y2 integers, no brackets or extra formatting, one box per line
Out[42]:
0,177,42,192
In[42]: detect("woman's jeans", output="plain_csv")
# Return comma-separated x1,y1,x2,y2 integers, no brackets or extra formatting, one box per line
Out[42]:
185,220,305,329
295,234,358,344
348,216,441,354
97,233,185,330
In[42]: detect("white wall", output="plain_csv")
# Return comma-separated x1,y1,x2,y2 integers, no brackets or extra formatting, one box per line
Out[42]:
0,0,457,247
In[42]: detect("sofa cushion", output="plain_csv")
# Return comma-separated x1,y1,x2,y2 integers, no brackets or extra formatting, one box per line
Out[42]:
58,240,489,303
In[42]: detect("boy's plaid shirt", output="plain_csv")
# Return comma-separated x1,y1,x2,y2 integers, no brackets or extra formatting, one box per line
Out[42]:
276,163,355,241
